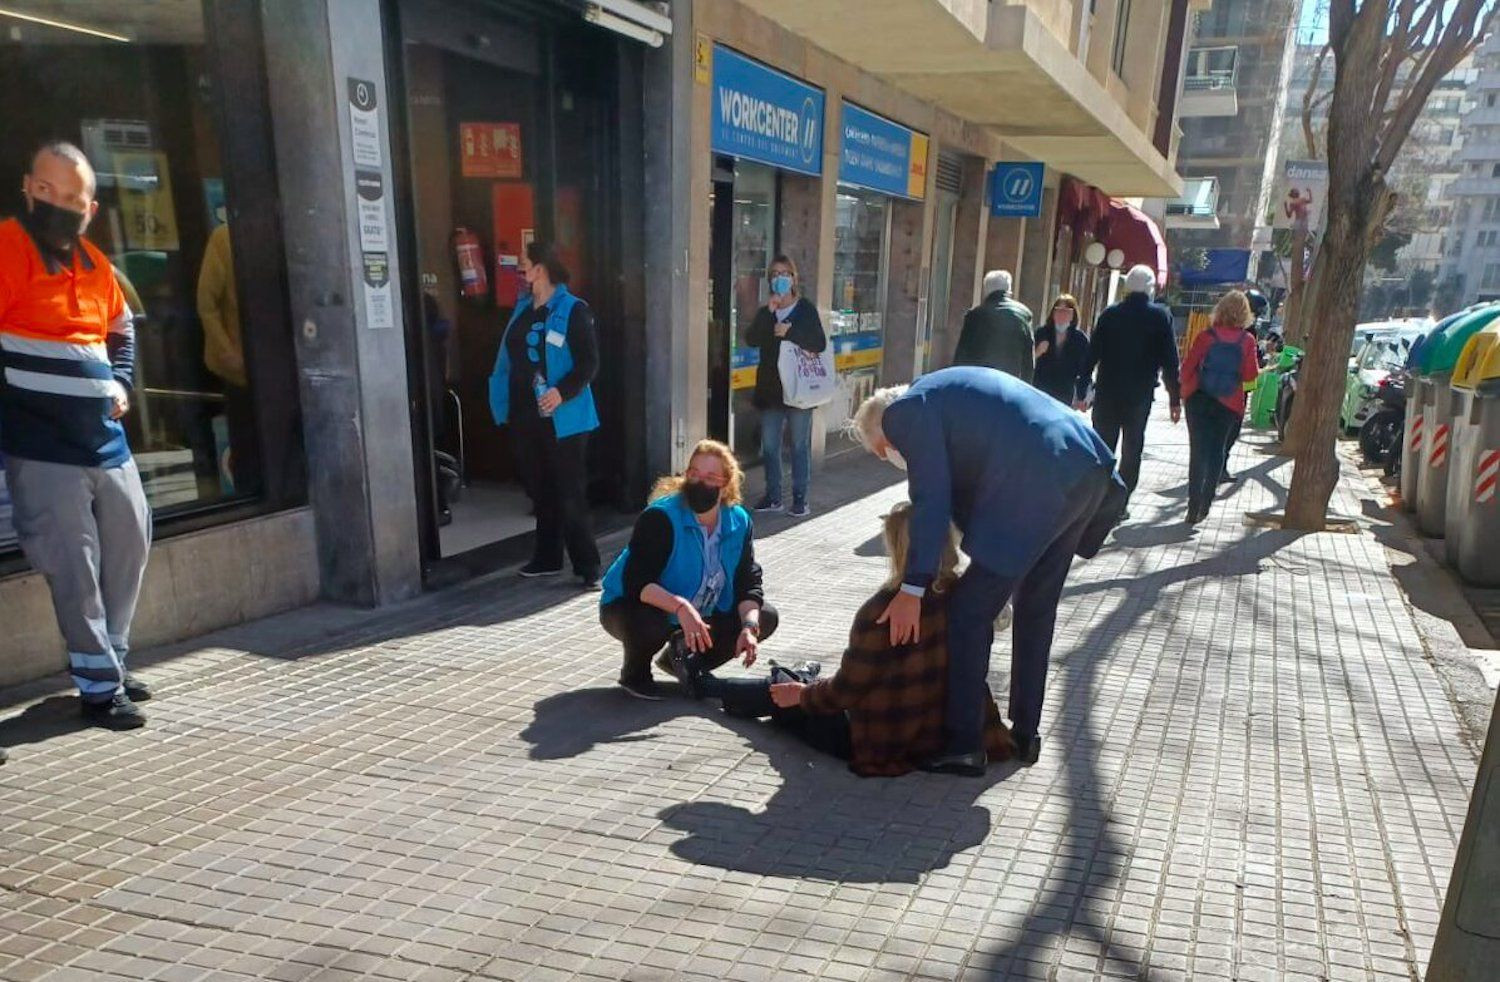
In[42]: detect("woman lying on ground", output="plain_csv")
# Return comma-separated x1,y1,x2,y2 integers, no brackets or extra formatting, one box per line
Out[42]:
678,503,1014,777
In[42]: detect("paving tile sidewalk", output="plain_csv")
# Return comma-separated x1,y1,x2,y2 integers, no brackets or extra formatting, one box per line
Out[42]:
0,403,1483,981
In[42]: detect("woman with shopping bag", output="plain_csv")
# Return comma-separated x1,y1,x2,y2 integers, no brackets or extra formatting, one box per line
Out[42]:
745,255,829,518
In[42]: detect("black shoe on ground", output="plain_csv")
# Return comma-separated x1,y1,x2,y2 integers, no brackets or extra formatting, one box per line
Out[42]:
787,499,811,518
578,571,601,591
752,497,783,513
918,749,987,777
654,637,704,699
1013,734,1042,766
618,677,665,701
519,560,564,578
80,693,146,730
123,674,152,702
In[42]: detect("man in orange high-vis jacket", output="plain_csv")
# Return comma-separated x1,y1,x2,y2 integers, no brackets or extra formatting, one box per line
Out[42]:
0,142,151,731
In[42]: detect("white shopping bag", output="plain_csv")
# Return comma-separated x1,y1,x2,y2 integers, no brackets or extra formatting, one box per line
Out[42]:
777,340,837,409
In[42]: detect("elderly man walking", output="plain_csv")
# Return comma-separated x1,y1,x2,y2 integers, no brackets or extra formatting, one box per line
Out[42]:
1,142,151,729
1081,264,1181,517
952,270,1034,382
853,367,1125,773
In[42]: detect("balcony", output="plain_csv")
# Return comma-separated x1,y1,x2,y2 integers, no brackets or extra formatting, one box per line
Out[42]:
1178,46,1239,118
1164,176,1220,229
727,0,1182,196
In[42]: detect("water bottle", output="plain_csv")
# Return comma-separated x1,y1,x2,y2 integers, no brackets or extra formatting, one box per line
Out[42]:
533,372,553,418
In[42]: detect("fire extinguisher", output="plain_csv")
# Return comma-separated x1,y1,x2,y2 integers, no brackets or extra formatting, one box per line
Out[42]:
453,227,489,299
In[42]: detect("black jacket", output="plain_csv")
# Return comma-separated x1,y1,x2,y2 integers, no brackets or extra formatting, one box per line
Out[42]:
1032,323,1091,404
953,291,1035,382
745,298,827,410
1084,293,1181,408
619,508,765,609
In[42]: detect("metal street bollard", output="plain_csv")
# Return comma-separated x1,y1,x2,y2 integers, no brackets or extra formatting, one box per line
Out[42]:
1426,687,1500,980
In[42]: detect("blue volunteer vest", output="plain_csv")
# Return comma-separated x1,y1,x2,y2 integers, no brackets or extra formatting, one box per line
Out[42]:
600,492,752,619
488,284,601,438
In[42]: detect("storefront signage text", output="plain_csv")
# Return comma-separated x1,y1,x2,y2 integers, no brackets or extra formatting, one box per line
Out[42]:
710,45,824,177
347,77,394,329
990,162,1044,218
838,102,927,201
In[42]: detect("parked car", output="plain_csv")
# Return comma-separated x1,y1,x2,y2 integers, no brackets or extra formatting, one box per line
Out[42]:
1341,329,1425,432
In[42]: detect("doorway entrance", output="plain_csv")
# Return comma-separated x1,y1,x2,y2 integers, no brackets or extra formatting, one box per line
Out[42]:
389,0,637,579
708,156,778,458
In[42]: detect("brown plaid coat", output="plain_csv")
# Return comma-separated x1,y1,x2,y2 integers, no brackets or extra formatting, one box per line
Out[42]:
799,587,1014,777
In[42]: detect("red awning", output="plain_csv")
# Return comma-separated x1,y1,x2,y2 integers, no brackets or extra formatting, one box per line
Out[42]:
1100,200,1168,291
1058,177,1111,239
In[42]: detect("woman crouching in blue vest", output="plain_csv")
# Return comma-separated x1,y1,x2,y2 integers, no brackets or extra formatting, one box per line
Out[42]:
489,242,601,585
599,439,779,700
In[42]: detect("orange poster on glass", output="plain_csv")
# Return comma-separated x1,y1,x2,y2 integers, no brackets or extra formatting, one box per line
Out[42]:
459,122,522,179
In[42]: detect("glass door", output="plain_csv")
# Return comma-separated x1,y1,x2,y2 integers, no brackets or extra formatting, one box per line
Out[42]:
708,157,777,456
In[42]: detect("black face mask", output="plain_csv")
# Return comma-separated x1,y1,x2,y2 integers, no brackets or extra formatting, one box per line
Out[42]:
21,197,87,255
683,481,721,514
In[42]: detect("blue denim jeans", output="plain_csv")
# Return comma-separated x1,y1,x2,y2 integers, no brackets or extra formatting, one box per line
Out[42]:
759,405,813,504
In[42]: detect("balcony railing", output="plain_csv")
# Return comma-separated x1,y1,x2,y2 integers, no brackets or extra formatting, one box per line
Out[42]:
1179,45,1238,118
1164,176,1220,229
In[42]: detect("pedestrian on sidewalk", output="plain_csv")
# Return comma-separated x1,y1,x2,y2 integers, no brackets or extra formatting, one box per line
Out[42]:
0,142,152,729
686,503,1015,776
745,255,825,519
852,367,1126,773
1081,264,1181,517
1180,290,1260,525
952,270,1034,383
488,241,601,587
1032,293,1091,405
599,439,779,701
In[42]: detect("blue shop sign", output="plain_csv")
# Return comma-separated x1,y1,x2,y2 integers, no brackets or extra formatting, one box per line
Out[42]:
838,102,927,200
711,45,825,176
990,162,1045,217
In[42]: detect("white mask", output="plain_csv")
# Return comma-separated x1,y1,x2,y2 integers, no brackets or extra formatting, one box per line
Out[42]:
884,447,908,471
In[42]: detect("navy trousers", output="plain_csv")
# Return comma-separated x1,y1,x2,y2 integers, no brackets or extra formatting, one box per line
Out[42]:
944,468,1110,751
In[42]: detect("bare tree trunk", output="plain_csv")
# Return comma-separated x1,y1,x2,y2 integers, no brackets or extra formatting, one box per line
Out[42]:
1284,223,1309,347
1283,3,1388,531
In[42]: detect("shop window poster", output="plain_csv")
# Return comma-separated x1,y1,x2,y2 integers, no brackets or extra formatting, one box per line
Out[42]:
115,151,180,252
460,122,522,179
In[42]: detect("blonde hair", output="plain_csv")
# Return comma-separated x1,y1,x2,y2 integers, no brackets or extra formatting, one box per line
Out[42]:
1212,290,1254,329
850,384,909,452
882,502,961,594
650,439,745,506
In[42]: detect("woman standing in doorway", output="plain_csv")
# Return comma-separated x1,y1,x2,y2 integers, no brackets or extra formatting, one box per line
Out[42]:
745,255,827,518
1032,293,1091,406
488,242,602,586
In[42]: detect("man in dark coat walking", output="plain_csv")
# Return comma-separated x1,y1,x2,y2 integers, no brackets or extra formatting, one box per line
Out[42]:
952,270,1034,382
853,367,1126,774
1081,264,1181,516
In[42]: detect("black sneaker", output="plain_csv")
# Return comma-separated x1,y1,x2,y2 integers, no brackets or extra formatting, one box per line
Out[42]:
80,693,146,730
519,560,564,578
617,677,664,701
752,497,783,513
123,674,152,702
578,571,601,591
788,499,811,518
1013,734,1042,767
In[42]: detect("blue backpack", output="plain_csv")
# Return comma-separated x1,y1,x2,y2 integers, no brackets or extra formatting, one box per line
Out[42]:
1199,331,1244,399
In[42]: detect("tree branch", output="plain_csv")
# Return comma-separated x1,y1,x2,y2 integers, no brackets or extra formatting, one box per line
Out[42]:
1304,43,1332,160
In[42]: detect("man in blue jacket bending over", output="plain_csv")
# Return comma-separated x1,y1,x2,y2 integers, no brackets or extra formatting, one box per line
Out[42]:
852,367,1124,774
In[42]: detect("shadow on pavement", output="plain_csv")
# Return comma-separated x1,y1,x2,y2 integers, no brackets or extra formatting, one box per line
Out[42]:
0,695,89,749
522,685,1015,884
979,527,1302,979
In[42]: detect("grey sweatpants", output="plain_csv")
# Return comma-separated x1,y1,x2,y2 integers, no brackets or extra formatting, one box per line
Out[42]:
6,456,151,701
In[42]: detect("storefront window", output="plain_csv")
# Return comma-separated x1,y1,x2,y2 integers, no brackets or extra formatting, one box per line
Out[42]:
0,2,264,546
831,187,890,421
729,162,777,454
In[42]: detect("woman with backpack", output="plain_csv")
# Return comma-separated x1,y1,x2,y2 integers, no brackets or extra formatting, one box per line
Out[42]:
1180,290,1261,525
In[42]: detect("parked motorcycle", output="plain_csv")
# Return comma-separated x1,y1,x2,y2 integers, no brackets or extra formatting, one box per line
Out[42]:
1358,372,1406,474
